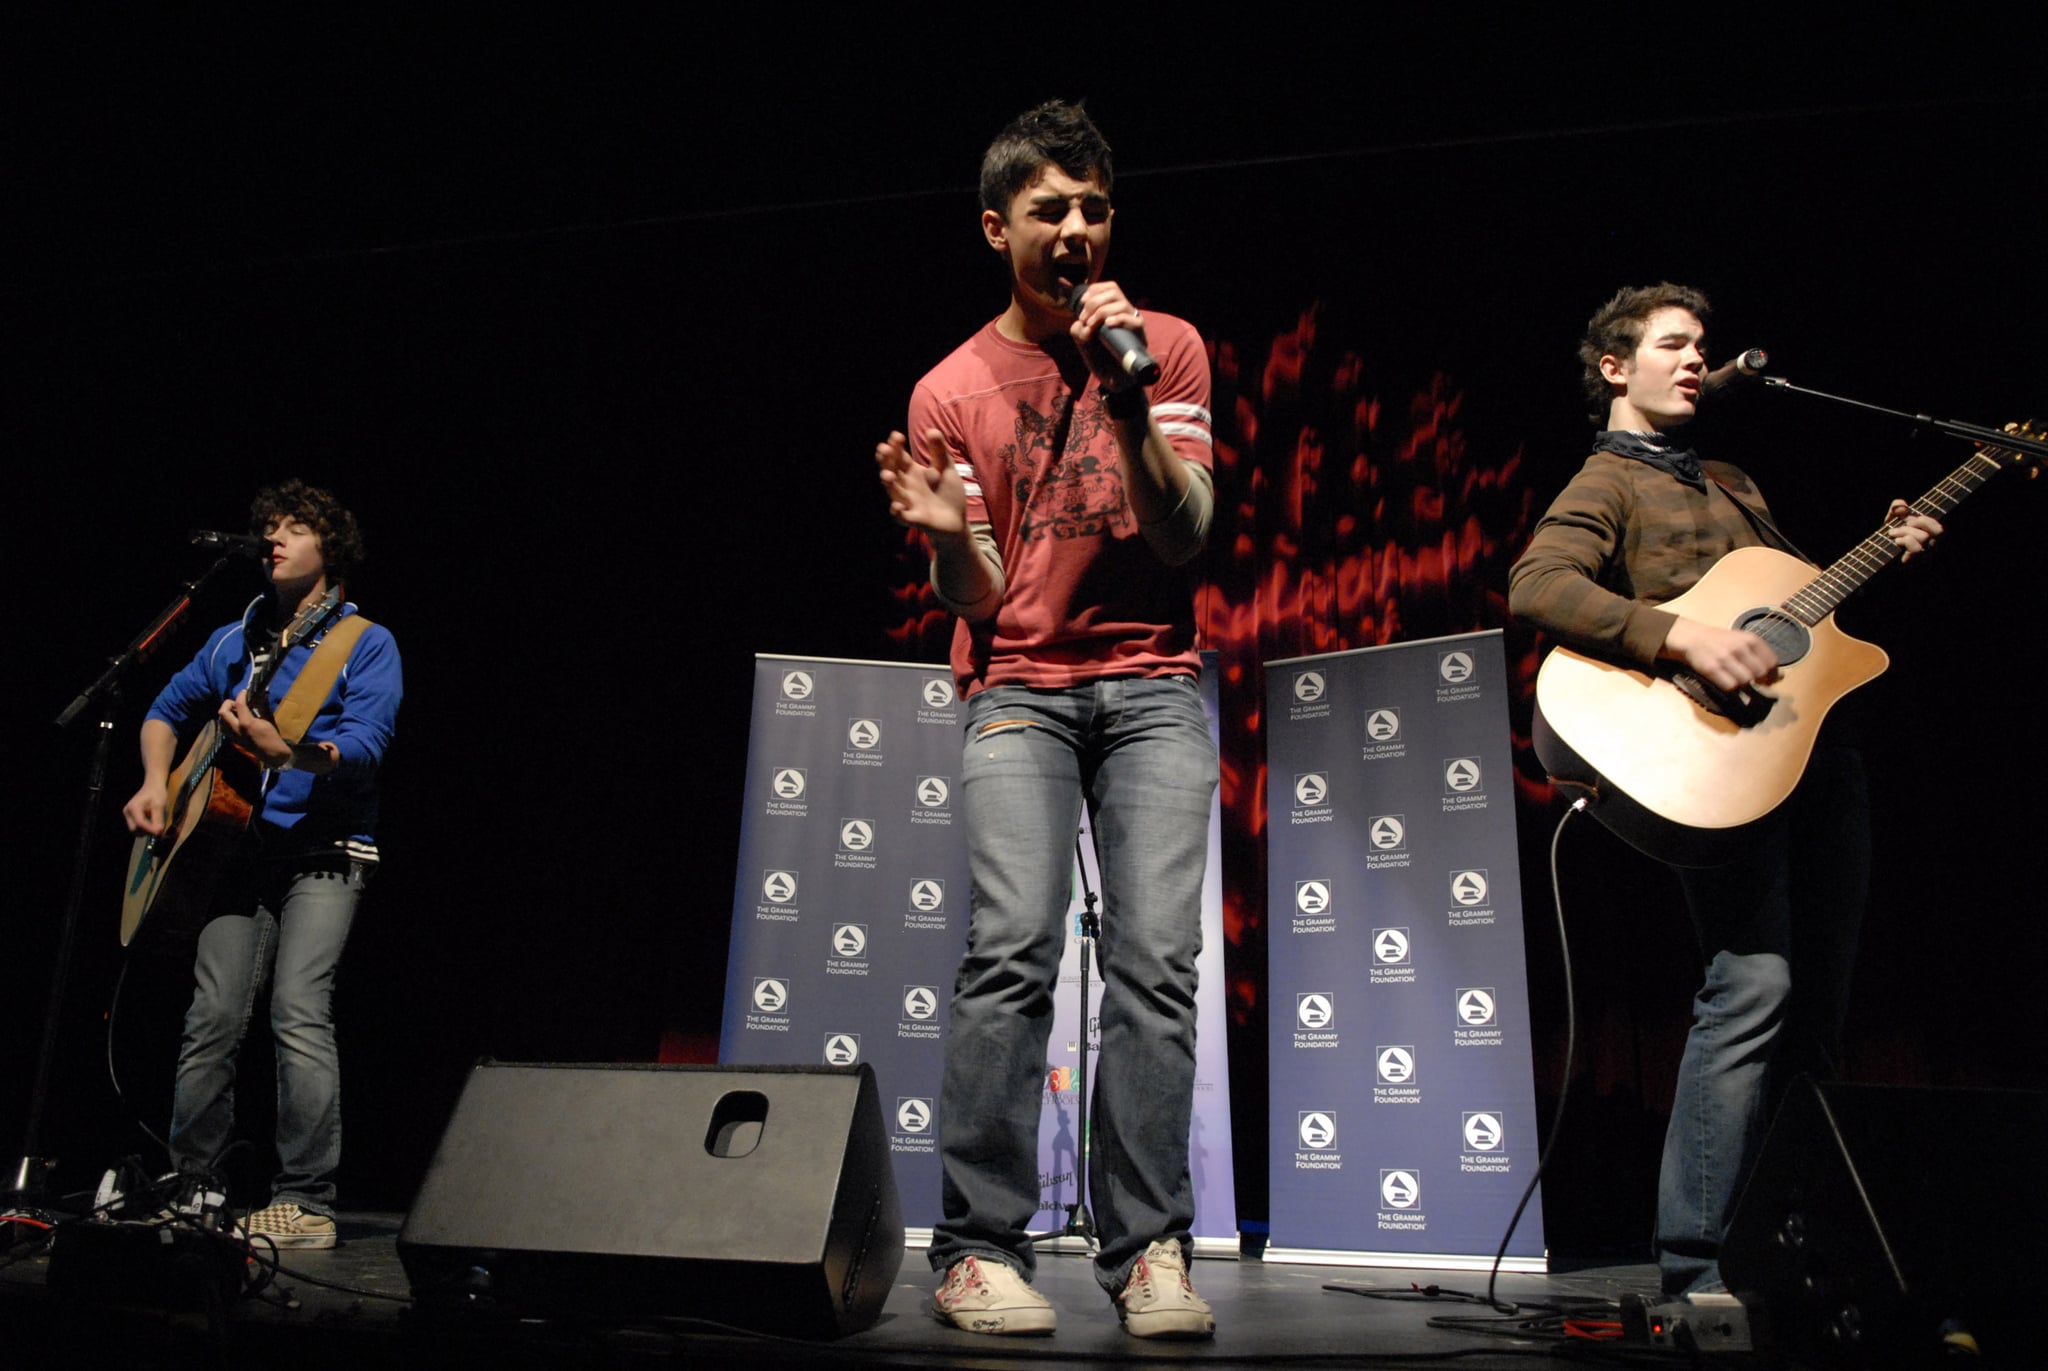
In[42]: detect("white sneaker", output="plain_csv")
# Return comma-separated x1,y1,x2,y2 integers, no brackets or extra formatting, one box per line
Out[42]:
1116,1239,1214,1338
931,1255,1056,1335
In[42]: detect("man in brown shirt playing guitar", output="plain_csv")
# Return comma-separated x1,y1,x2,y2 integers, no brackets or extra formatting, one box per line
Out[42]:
121,480,401,1250
1509,284,1939,1300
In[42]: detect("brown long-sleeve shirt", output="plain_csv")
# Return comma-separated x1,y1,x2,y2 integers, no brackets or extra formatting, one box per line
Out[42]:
1508,451,1793,667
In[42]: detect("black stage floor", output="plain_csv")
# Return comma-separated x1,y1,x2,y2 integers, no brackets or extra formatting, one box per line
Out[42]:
2,1212,1720,1369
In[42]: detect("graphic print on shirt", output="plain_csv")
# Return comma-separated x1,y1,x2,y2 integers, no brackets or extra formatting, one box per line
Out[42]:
1003,395,1130,545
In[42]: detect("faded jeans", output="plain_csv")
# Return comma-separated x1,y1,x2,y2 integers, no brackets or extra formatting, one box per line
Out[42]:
1657,744,1867,1296
930,677,1217,1293
169,855,364,1216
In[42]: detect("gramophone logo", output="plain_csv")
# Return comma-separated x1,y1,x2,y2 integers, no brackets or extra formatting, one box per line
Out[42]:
1450,870,1489,906
1294,671,1326,703
781,670,814,700
831,923,867,958
921,679,955,709
1379,1170,1421,1209
897,1098,933,1134
1457,988,1498,1026
752,978,789,1013
846,718,881,750
823,1033,861,1066
1463,1112,1504,1152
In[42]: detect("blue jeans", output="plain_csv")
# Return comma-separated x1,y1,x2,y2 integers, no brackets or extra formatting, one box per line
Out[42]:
930,677,1217,1293
169,855,364,1216
1656,744,1867,1297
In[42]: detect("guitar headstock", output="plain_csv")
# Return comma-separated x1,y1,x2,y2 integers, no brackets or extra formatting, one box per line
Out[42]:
282,588,346,650
1983,420,2044,477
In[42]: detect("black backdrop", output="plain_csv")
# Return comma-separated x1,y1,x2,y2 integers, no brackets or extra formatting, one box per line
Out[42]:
6,14,2043,1253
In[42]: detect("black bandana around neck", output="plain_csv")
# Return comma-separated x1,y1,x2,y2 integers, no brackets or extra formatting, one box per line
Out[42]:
1594,429,1706,492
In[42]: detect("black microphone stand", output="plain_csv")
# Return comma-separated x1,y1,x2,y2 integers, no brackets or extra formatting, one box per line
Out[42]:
1030,829,1103,1253
7,552,251,1209
1761,377,2048,465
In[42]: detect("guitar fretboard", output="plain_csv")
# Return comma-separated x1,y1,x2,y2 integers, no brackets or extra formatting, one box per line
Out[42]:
1782,448,2018,626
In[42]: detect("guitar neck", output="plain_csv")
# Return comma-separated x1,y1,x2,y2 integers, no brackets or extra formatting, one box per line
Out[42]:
1781,447,2014,625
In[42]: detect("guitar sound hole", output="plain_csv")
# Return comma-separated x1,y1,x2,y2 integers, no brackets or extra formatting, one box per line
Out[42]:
1732,608,1810,666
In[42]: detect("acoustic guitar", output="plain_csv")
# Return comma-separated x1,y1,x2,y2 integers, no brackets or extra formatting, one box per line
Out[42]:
1534,424,2037,866
120,594,343,945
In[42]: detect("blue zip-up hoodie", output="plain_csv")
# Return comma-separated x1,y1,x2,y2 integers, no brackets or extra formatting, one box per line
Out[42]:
145,595,402,846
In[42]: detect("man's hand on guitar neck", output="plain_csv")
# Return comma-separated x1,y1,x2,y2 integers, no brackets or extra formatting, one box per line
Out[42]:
220,691,340,776
1885,498,1943,562
1659,619,1780,694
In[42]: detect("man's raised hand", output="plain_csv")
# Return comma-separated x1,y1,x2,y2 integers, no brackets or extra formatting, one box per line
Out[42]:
876,428,967,537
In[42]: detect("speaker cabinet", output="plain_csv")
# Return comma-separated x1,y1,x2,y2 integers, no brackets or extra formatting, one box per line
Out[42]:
397,1062,904,1337
1722,1079,2045,1368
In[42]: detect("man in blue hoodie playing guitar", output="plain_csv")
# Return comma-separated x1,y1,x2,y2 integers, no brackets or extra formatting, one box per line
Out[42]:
121,479,401,1250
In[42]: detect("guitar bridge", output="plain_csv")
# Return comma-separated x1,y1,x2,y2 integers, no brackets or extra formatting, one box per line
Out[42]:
1671,671,1774,727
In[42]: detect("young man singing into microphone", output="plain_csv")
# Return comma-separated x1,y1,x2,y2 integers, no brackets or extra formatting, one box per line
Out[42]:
1510,284,1940,1300
123,480,401,1248
876,100,1217,1339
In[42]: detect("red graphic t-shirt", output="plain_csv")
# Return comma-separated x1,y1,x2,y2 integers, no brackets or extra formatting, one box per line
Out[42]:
908,312,1214,696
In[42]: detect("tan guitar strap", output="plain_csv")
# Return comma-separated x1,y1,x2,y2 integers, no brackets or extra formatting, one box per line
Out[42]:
271,614,375,744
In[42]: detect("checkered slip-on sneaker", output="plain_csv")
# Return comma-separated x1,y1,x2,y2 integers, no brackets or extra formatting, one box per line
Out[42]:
240,1203,336,1250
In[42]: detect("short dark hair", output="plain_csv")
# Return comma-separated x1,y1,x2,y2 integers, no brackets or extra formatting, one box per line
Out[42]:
1579,283,1712,424
250,479,366,583
979,100,1114,216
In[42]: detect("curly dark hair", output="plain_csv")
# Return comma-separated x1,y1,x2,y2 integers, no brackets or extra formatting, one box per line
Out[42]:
249,479,366,583
1579,282,1712,424
979,100,1114,217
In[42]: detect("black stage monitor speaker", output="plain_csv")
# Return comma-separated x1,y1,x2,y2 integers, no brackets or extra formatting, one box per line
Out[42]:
397,1061,904,1337
1722,1078,2046,1368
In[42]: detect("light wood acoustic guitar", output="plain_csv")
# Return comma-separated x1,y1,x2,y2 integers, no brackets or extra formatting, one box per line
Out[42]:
120,595,343,946
1534,424,2037,866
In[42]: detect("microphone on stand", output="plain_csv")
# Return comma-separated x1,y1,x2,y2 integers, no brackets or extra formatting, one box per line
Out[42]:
1067,282,1160,387
189,530,272,556
1700,347,1769,399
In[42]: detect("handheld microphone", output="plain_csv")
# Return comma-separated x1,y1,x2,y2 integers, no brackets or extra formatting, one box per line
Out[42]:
1700,347,1769,398
189,530,272,556
1067,282,1161,388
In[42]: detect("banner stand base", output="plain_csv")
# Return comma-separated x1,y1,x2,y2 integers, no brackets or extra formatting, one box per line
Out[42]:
1266,1245,1547,1273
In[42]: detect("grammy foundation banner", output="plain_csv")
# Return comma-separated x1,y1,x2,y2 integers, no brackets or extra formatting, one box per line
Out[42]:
1264,631,1545,1268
